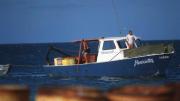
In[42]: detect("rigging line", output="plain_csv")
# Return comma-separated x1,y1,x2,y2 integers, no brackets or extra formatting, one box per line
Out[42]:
109,50,122,62
111,0,121,34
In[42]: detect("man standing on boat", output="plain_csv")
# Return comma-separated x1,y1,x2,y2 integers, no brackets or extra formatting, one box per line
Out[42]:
82,40,90,63
126,30,137,49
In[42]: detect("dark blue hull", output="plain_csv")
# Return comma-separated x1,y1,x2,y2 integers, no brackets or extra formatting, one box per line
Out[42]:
4,54,172,77
6,53,173,78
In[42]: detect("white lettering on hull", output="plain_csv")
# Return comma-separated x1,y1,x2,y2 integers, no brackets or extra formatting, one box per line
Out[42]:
134,58,154,67
159,55,169,59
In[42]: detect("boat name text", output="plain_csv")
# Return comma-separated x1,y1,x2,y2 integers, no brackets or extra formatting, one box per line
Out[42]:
134,58,154,67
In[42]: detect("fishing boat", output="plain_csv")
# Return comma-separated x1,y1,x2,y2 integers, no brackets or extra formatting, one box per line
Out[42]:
0,36,175,78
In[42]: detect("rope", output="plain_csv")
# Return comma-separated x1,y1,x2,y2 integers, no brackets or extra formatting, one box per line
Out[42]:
109,51,122,62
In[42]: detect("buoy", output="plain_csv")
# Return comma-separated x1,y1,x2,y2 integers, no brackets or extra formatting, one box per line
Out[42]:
107,85,174,101
36,86,106,101
62,57,76,66
54,57,63,66
0,85,29,101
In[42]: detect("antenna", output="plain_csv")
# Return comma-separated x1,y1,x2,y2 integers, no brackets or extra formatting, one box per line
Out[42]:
111,0,121,35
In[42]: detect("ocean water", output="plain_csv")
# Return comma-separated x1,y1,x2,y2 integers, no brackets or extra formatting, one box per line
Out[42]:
0,40,180,101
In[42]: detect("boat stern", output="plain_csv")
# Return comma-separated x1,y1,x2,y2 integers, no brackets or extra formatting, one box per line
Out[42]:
0,64,10,76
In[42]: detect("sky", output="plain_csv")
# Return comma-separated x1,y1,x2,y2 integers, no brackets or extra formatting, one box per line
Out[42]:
0,0,179,44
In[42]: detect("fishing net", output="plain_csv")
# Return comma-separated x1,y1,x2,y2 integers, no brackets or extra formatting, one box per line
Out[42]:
124,43,174,58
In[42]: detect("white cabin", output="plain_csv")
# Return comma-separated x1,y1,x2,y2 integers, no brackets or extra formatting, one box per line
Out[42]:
96,37,140,63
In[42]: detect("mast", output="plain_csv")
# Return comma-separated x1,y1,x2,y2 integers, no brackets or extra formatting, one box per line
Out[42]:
111,0,121,35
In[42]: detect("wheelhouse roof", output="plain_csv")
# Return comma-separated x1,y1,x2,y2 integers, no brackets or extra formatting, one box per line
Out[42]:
100,36,140,41
100,36,127,41
74,36,139,42
73,38,98,43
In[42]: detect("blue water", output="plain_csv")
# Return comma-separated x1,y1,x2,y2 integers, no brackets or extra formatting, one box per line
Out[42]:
0,40,180,101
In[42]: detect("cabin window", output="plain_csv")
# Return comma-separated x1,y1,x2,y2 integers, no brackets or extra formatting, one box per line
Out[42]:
117,40,127,49
102,41,116,50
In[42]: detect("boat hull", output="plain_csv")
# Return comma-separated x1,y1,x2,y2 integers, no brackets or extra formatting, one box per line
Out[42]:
6,53,173,78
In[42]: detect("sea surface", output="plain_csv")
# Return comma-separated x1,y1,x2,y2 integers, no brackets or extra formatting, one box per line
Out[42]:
0,40,180,101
